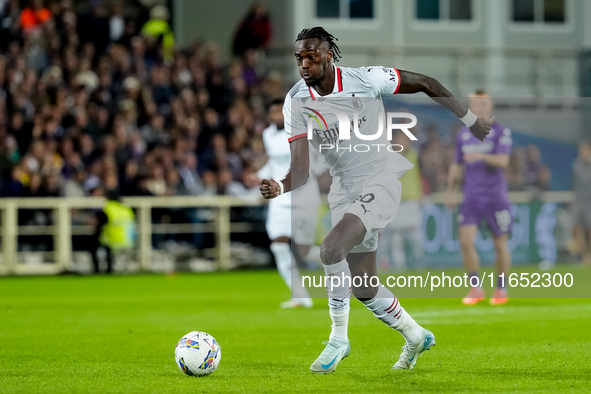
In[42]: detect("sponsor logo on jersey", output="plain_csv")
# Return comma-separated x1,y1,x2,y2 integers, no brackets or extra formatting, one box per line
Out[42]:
304,108,417,144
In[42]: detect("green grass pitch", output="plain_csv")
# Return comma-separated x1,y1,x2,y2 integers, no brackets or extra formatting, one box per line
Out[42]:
1,270,590,393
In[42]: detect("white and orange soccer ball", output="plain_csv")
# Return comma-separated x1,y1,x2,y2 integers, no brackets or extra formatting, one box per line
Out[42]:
175,331,221,376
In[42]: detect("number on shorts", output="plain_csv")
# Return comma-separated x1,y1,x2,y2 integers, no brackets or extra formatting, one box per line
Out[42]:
494,209,511,233
354,193,375,215
355,193,375,203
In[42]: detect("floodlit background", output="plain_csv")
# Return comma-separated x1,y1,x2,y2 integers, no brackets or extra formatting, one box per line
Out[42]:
1,2,591,392
0,0,590,275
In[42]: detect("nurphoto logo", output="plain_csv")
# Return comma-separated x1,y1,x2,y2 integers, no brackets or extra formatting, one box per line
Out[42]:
304,107,418,152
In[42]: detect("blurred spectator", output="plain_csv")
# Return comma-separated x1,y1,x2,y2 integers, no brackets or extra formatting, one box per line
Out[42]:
0,0,283,203
140,5,174,63
90,189,136,274
419,124,448,193
380,131,424,270
177,153,204,195
505,146,526,191
4,164,26,196
20,0,51,34
223,167,260,197
523,144,552,192
109,0,125,42
232,2,271,57
115,17,136,47
78,0,110,57
572,140,591,265
0,0,22,51
200,170,218,196
61,167,86,197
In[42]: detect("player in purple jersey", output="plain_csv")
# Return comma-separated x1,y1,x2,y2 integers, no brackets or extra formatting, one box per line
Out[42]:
260,27,492,373
445,91,513,305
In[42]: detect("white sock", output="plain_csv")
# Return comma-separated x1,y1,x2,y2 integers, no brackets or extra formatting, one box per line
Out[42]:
361,285,422,344
324,260,351,342
271,242,311,300
271,242,292,290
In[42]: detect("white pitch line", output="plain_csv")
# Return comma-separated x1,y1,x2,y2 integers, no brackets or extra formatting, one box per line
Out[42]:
412,304,591,319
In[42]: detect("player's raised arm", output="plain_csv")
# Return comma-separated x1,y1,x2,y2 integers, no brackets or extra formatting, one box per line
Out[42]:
397,70,492,142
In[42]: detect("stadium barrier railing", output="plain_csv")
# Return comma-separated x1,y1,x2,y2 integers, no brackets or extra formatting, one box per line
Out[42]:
0,191,574,276
0,196,264,276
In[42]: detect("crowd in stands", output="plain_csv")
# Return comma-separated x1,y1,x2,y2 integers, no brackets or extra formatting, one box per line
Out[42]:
0,0,280,202
417,124,552,194
0,0,555,204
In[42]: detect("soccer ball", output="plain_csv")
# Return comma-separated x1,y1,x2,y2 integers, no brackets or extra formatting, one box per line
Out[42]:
175,331,221,376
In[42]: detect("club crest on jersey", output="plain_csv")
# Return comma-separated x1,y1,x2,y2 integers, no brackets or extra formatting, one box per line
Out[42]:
352,97,362,110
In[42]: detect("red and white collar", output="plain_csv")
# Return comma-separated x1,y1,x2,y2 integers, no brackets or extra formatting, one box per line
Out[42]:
308,64,343,101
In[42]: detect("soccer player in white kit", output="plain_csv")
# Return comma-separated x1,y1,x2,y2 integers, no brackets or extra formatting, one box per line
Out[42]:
257,99,324,308
260,27,492,373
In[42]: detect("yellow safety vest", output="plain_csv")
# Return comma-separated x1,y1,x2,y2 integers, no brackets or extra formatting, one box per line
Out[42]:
400,148,423,201
140,19,175,60
100,201,136,249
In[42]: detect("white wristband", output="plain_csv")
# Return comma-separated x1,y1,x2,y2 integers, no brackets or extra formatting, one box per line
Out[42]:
277,180,285,195
460,109,478,128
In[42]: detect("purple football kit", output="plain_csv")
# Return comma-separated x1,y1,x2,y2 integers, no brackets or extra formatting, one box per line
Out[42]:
455,122,513,235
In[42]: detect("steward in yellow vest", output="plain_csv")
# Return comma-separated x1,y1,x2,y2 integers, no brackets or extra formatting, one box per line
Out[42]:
91,191,136,274
99,199,136,250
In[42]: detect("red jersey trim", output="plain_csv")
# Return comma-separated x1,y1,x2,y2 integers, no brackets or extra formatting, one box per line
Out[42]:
307,66,342,98
288,133,307,142
393,68,402,94
336,67,343,92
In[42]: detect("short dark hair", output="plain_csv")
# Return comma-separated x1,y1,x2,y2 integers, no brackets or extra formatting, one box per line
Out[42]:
106,189,121,201
296,27,341,62
267,98,284,111
472,89,489,96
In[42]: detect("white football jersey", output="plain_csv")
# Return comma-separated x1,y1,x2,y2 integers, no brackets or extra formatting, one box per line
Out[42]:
283,65,413,182
258,123,291,182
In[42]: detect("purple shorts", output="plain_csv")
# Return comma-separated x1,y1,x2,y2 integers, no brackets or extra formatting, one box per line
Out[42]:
458,198,512,236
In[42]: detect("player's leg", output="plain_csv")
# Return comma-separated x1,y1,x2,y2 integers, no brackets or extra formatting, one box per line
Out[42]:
267,200,313,308
348,251,435,370
270,235,292,288
291,209,316,269
584,227,591,265
348,251,421,336
319,212,366,334
583,209,591,265
309,213,365,374
91,244,100,274
270,236,313,308
490,233,510,305
571,203,585,261
572,225,584,260
459,224,480,275
492,234,510,279
459,224,485,304
487,204,512,305
294,244,311,262
283,207,320,308
105,246,114,274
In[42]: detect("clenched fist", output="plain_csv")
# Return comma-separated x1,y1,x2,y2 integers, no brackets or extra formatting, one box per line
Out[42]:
260,179,282,199
469,116,494,142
